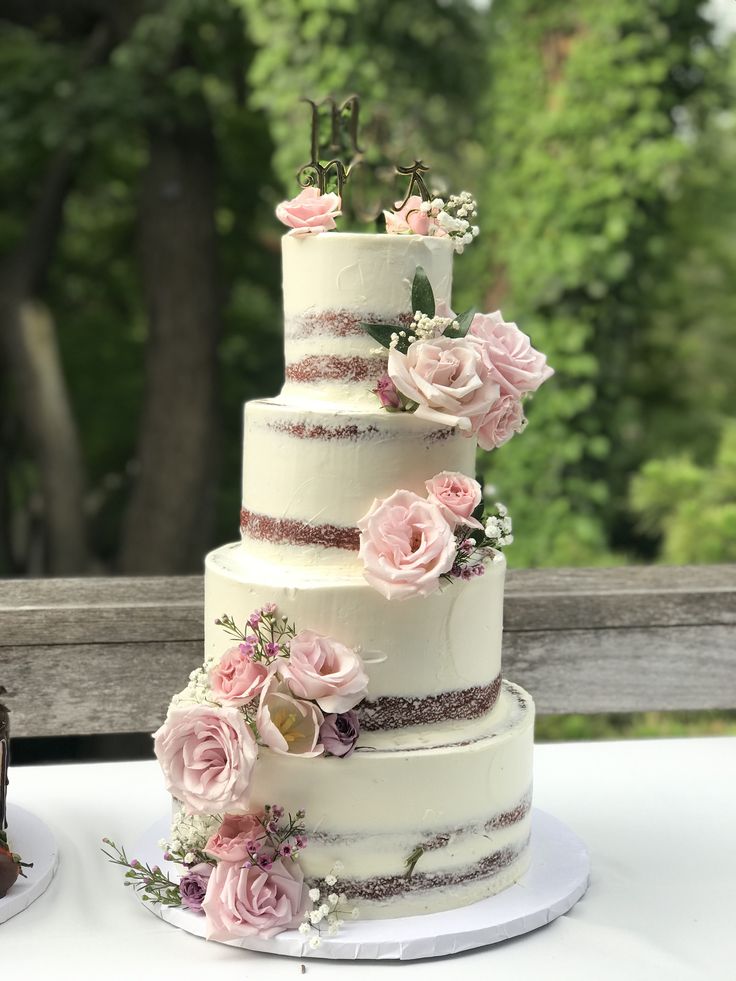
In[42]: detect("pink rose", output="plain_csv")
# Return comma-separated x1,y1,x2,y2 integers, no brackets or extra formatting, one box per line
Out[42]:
205,812,264,863
468,311,554,398
275,186,341,235
474,393,527,451
357,489,457,600
279,630,368,713
203,857,307,940
256,680,324,757
388,336,499,432
383,195,430,236
209,647,273,707
425,471,483,530
153,705,257,814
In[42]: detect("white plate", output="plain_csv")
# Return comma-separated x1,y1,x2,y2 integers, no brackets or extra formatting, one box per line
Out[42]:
133,808,590,960
0,803,59,924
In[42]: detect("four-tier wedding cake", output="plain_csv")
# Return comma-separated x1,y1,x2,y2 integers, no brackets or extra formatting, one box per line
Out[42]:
129,171,553,943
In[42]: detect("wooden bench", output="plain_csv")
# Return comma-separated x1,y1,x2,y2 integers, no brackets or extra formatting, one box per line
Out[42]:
1,565,735,743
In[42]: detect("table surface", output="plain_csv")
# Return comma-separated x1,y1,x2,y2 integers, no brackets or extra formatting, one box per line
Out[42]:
2,737,734,981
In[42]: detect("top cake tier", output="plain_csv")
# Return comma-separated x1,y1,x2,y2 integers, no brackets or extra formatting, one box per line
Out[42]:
280,232,454,409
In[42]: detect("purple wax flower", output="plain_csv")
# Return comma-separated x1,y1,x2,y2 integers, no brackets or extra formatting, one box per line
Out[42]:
179,862,213,913
248,611,262,627
320,710,360,758
265,642,280,657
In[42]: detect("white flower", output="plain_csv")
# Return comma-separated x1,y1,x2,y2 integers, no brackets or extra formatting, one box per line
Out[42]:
310,910,324,925
309,936,322,949
157,838,168,849
328,893,339,906
319,903,330,916
183,852,196,864
298,921,312,935
324,874,337,887
309,887,321,902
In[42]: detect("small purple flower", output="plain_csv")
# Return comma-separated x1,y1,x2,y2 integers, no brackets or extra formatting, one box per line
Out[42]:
279,843,293,858
374,373,401,409
320,710,360,758
248,611,262,627
460,567,473,580
239,639,256,658
451,563,462,577
271,805,284,819
261,602,277,614
295,835,307,849
179,862,213,913
265,641,280,658
259,856,273,871
472,563,485,576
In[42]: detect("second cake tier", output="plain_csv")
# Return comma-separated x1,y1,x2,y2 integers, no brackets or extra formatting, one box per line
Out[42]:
205,542,505,728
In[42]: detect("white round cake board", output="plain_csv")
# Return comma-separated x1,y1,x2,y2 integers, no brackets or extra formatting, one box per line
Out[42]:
0,803,59,924
133,808,590,960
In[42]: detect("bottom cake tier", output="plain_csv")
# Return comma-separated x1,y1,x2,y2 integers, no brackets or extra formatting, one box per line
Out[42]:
245,680,534,919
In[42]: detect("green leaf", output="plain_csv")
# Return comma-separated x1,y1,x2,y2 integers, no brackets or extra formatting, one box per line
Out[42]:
471,500,485,524
411,266,435,318
452,306,476,338
359,322,401,351
404,845,424,879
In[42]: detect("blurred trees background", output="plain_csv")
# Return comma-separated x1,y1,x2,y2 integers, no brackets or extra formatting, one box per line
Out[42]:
1,0,734,577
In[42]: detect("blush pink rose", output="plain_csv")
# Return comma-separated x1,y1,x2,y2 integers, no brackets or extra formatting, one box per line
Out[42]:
205,812,264,863
256,680,324,757
357,489,457,600
425,471,483,530
474,393,527,451
468,311,554,398
153,705,258,815
388,336,499,432
279,630,368,713
275,186,341,235
383,194,430,236
209,647,273,707
203,857,307,940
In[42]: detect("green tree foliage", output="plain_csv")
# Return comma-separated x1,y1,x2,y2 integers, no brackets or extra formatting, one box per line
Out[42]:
235,0,486,196
471,0,722,566
630,421,736,563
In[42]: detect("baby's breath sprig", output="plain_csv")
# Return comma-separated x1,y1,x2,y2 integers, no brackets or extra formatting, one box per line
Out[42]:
298,861,358,947
101,837,183,907
443,502,513,585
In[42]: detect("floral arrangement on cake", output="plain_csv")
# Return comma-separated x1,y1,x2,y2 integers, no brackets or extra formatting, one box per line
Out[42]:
155,605,368,815
276,186,479,253
105,605,366,942
358,471,512,600
103,805,356,946
363,267,553,447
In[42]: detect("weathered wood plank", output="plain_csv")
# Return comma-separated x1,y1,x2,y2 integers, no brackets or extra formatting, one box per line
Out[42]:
2,566,735,648
1,565,735,736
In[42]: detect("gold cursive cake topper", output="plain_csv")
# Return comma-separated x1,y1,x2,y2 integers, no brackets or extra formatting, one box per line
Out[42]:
297,95,364,196
296,96,432,217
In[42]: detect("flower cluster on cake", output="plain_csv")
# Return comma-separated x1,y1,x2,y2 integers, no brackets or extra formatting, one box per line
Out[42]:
109,99,552,944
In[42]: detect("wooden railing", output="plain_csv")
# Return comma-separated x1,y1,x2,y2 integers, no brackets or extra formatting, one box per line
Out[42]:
1,565,735,738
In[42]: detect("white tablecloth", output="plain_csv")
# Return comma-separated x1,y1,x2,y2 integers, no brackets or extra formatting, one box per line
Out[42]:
2,737,734,980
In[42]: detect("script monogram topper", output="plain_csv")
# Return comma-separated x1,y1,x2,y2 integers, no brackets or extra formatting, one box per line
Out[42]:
296,96,432,217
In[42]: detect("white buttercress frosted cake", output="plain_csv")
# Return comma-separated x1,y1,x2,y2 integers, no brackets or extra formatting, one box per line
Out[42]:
106,165,553,943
